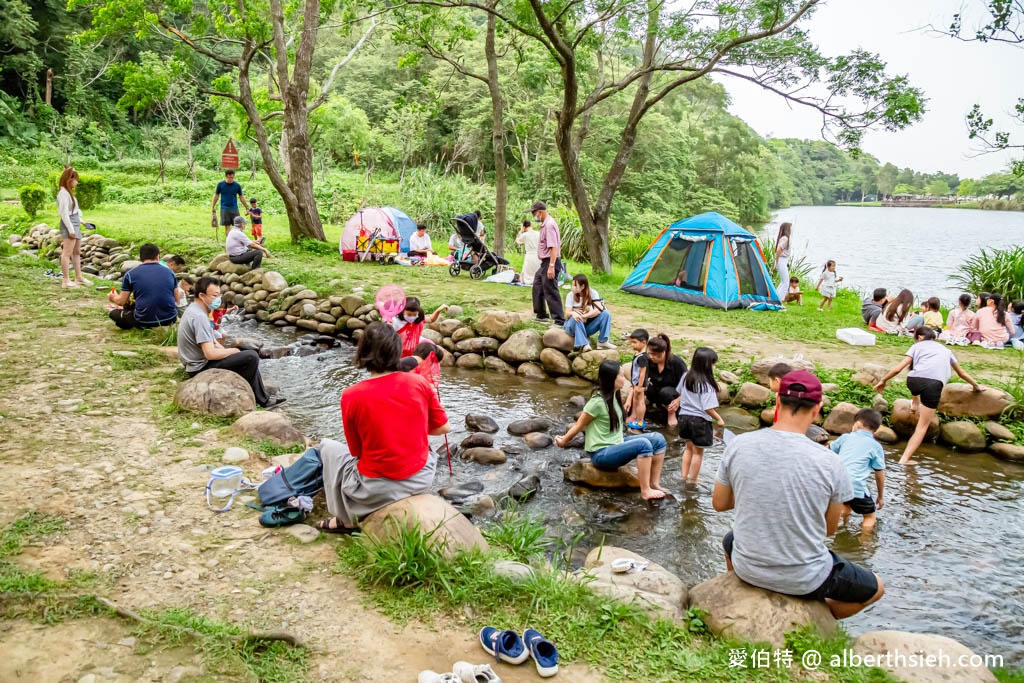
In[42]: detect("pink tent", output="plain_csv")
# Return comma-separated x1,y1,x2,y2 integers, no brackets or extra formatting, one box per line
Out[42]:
339,207,399,253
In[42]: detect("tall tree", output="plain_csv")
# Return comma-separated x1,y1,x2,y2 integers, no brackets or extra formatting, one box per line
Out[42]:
876,162,898,198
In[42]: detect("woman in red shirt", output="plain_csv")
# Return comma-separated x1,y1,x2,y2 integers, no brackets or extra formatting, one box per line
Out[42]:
318,322,451,533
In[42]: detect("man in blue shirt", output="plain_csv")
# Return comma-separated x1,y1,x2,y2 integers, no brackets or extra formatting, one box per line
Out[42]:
211,170,248,237
108,243,179,329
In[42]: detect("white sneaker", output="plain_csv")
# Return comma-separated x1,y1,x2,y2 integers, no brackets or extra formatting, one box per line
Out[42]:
452,661,502,683
419,671,461,683
596,341,616,350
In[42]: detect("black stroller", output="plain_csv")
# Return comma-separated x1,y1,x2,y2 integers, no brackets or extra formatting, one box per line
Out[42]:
448,213,507,280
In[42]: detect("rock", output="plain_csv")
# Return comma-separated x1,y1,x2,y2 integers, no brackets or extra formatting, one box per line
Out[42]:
498,329,544,363
890,399,939,439
340,294,366,316
461,433,494,449
493,560,536,583
505,473,541,501
461,447,507,465
569,395,587,409
938,384,1013,419
874,426,898,444
437,319,462,337
853,630,997,683
760,407,775,425
571,349,621,381
466,495,496,519
517,362,547,379
805,424,829,444
421,328,443,344
988,442,1024,463
734,382,772,408
751,357,816,385
872,394,889,414
173,369,256,417
688,572,837,648
523,432,554,449
939,421,987,452
456,336,499,354
286,524,320,543
361,494,489,557
823,402,860,434
346,318,366,330
466,414,499,433
446,305,464,319
474,311,521,341
508,417,551,435
541,328,575,353
455,353,484,369
719,406,760,432
438,481,484,502
718,370,740,385
451,327,476,343
985,421,1015,442
262,271,287,292
353,303,375,317
821,382,840,394
564,460,639,489
583,547,688,622
540,348,572,376
222,447,250,463
483,356,516,374
230,411,305,447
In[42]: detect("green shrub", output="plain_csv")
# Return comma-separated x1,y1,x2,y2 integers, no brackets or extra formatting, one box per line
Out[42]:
18,184,46,217
49,172,104,209
611,233,654,267
951,246,1024,301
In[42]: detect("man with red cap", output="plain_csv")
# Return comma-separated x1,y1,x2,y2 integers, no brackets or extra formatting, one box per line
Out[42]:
712,369,885,619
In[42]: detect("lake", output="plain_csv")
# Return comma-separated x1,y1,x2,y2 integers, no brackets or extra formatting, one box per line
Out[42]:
767,206,1024,304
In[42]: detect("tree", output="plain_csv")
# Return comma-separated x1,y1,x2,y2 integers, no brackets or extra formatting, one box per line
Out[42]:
957,178,977,197
893,183,915,195
408,0,925,271
926,179,951,197
857,161,878,200
877,162,898,198
76,0,378,241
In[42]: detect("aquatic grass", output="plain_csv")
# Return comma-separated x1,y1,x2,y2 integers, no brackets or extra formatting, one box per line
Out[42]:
951,246,1024,301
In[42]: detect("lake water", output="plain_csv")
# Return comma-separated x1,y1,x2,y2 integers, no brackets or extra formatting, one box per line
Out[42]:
766,206,1024,304
232,320,1024,665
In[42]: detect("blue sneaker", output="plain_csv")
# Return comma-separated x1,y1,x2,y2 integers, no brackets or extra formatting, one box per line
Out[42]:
523,628,558,677
478,626,529,665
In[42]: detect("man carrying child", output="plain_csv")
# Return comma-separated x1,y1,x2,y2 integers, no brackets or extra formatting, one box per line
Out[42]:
829,409,885,532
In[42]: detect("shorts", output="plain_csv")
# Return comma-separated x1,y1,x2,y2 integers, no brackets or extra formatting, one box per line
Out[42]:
220,208,240,227
844,495,876,515
59,218,82,240
906,376,943,410
723,531,878,604
251,223,262,239
677,414,714,447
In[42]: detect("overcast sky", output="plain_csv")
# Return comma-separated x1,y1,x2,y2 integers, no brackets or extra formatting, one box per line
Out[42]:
720,0,1022,178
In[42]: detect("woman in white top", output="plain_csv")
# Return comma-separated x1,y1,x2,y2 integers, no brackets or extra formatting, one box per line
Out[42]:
563,274,614,351
774,222,792,299
515,219,541,284
56,167,91,289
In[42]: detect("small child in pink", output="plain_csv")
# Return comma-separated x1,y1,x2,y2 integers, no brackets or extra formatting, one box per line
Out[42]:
943,294,975,346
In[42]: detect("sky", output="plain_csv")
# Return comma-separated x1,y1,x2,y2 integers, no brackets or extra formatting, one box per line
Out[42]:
719,0,1023,178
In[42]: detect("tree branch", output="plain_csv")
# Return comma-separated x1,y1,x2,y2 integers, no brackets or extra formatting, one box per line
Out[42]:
403,0,553,50
308,17,379,112
157,19,240,66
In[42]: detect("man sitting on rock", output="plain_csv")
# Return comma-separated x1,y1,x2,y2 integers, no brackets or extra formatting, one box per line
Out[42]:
225,215,270,269
712,369,884,619
177,276,284,409
107,243,179,330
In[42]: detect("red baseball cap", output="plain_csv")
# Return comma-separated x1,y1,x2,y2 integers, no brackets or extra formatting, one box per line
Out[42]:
778,369,823,403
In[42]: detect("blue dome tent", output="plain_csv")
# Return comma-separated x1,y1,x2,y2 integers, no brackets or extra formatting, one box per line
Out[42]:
382,206,419,253
620,212,782,310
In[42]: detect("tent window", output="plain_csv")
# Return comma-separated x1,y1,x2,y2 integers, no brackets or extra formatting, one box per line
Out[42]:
730,238,770,296
646,236,710,289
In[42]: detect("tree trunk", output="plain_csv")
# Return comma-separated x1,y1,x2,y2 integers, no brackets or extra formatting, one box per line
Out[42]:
484,1,508,257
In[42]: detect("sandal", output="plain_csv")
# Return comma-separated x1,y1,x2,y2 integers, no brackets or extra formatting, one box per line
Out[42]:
626,420,646,431
316,517,358,535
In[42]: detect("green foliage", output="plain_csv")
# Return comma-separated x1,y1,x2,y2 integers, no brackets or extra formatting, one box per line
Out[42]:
482,513,554,563
18,184,46,217
951,246,1024,301
611,233,654,267
0,511,66,558
49,172,104,209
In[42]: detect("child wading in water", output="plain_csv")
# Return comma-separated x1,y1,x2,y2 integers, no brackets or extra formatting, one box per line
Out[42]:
815,260,843,311
830,409,885,532
669,347,724,489
624,329,649,431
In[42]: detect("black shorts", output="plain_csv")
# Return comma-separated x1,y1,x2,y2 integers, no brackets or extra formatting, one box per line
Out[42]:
678,415,714,447
844,495,876,515
220,208,240,227
906,376,943,410
723,531,878,604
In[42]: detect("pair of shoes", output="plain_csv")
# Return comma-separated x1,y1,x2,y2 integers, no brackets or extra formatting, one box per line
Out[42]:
420,663,500,683
262,397,287,410
479,627,558,677
596,341,616,350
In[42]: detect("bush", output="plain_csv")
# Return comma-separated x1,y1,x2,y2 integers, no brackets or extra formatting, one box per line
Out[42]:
18,185,46,217
49,172,104,209
611,234,654,267
951,246,1024,301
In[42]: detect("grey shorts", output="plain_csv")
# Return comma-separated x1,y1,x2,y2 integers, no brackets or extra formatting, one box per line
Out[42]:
220,209,240,227
59,218,82,240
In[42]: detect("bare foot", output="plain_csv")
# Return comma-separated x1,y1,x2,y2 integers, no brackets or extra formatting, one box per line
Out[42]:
641,489,666,500
898,458,916,465
76,277,93,285
62,281,78,289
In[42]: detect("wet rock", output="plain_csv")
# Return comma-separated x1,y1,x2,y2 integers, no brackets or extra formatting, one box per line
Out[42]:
988,442,1024,463
564,460,639,489
461,447,507,465
985,421,1015,442
286,524,320,543
230,337,264,352
583,547,688,622
823,401,860,434
361,494,489,557
230,411,305,447
314,335,338,347
938,384,1013,419
498,329,544,363
508,417,551,435
483,355,515,374
516,362,547,379
890,399,939,439
455,352,484,369
262,271,287,292
688,572,837,648
874,426,898,443
734,382,772,408
571,349,620,381
293,338,320,350
805,424,829,444
438,481,484,503
474,311,521,341
853,631,997,683
851,362,889,387
340,294,366,316
751,357,816,385
173,369,256,417
939,421,987,452
719,406,760,432
541,328,575,353
565,433,586,450
451,327,476,343
457,336,499,354
461,433,494,449
466,414,499,433
540,348,572,376
223,447,250,463
523,432,553,449
466,495,496,519
555,376,593,388
569,395,587,409
718,370,740,385
494,560,536,583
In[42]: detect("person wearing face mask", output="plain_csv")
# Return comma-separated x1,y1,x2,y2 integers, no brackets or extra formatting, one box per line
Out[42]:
392,296,448,357
177,276,284,409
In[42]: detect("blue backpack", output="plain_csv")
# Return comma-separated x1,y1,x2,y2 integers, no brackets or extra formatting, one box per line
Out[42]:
257,447,324,527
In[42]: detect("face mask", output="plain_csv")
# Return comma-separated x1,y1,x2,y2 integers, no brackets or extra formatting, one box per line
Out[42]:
404,314,418,324
209,296,222,310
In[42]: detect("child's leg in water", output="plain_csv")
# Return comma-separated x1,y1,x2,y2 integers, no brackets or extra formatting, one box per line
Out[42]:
841,503,852,521
686,446,703,484
862,512,877,532
680,442,693,484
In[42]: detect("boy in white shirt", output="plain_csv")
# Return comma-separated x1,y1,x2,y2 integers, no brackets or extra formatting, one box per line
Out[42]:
409,224,434,257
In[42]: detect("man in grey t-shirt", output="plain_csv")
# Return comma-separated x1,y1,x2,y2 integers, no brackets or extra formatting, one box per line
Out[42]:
713,370,884,619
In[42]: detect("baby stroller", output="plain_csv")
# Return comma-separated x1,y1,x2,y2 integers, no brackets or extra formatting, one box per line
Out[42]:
448,213,507,280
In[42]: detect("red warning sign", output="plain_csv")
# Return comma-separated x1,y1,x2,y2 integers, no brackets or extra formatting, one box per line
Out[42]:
221,139,239,170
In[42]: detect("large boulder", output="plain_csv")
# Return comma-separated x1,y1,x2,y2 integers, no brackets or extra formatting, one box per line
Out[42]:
517,362,547,380
571,349,620,381
340,294,366,316
498,329,544,363
750,357,815,386
874,426,899,444
474,311,520,341
805,424,830,445
262,271,287,292
541,328,575,353
173,369,256,417
508,417,551,435
939,421,987,452
465,414,499,433
452,327,476,343
230,411,306,447
437,318,462,337
455,353,484,369
460,447,507,465
360,494,489,558
734,382,772,408
853,631,997,683
891,399,939,439
582,547,688,622
483,356,516,374
688,572,837,648
988,442,1024,463
540,348,572,376
458,337,500,354
564,460,639,489
719,407,760,432
460,433,494,449
985,421,1015,442
523,432,553,449
823,402,860,435
938,384,1013,419
851,363,889,387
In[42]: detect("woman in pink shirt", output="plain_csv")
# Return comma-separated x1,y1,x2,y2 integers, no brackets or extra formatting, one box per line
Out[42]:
972,292,1014,349
943,293,975,346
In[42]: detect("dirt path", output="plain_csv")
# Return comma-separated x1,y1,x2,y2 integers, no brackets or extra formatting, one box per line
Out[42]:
0,283,602,682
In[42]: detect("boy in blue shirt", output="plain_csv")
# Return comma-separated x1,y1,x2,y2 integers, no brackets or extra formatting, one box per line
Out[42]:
248,198,264,243
830,408,886,532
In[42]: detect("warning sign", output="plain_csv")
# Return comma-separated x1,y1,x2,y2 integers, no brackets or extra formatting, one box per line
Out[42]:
221,139,239,170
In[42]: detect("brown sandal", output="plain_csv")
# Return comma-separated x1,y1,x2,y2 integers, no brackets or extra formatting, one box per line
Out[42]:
316,518,358,535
